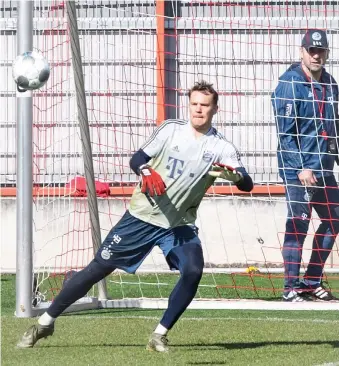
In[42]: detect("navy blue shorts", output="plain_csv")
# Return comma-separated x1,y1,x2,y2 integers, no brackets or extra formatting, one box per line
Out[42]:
95,211,201,273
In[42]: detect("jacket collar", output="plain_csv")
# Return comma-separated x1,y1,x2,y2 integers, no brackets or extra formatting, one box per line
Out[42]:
287,62,330,85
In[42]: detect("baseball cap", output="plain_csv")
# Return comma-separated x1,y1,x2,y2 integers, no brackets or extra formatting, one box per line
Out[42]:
301,29,329,50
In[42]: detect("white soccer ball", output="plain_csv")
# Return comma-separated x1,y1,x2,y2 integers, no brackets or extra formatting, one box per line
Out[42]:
12,51,50,92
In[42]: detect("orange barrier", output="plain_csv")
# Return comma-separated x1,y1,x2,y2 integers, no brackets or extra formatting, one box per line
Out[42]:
0,185,285,197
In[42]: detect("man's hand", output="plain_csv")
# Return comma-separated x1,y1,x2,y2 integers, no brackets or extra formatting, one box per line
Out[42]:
140,165,166,196
208,163,243,183
298,169,318,186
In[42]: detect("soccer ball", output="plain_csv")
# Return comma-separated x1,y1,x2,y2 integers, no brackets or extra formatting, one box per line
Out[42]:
12,51,50,92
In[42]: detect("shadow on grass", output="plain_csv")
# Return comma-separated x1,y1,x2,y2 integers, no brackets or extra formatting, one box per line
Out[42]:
177,340,339,349
41,340,339,349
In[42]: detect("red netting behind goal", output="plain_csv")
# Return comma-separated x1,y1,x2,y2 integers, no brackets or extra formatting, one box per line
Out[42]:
1,0,339,305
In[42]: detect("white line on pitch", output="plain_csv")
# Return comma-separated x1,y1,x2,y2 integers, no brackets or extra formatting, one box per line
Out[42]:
52,315,339,324
4,315,338,324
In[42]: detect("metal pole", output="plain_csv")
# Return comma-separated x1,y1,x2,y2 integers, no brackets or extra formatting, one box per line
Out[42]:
66,1,108,299
16,0,34,318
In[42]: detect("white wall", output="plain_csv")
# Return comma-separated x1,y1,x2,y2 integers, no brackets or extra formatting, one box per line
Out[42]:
2,196,338,273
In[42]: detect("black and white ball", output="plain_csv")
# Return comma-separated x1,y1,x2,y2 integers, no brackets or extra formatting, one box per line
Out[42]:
12,51,50,92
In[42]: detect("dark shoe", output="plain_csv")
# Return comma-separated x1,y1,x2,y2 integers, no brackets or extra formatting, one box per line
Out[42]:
309,285,338,301
300,281,339,301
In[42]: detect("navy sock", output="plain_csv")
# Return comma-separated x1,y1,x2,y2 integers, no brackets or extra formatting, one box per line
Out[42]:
159,244,204,330
47,259,113,318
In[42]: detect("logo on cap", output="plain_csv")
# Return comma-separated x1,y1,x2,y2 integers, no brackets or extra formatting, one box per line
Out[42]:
312,32,322,41
302,29,329,49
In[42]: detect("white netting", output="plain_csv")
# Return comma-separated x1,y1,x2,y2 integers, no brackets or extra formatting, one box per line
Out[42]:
1,0,339,308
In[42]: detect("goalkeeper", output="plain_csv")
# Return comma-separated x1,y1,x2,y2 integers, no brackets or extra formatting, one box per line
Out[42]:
17,80,253,352
271,29,339,302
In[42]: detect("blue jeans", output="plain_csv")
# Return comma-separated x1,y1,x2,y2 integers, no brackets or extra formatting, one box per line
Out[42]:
283,175,339,291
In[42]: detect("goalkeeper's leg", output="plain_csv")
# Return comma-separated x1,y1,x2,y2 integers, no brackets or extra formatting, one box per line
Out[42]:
17,210,153,348
17,258,113,348
147,243,204,352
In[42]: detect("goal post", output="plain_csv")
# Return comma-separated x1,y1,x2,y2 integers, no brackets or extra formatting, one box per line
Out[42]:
1,1,339,316
15,0,34,318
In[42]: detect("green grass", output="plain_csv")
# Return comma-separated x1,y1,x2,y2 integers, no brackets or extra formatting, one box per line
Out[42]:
1,274,339,366
13,271,339,303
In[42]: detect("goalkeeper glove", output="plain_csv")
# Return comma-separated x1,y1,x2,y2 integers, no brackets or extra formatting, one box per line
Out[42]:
208,163,243,183
139,165,166,197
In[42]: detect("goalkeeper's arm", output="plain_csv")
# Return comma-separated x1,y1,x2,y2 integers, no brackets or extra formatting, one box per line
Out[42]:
129,148,152,175
234,167,253,192
209,164,253,192
129,149,166,196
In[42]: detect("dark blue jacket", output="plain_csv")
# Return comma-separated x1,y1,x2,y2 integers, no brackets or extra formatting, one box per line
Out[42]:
271,63,338,180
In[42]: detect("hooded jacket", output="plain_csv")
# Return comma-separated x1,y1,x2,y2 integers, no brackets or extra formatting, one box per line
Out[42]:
271,63,338,180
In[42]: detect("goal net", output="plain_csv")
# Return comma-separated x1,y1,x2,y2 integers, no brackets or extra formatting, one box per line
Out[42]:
1,0,339,313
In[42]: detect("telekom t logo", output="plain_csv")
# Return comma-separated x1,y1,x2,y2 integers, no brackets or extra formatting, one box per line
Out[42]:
301,213,308,221
166,157,184,179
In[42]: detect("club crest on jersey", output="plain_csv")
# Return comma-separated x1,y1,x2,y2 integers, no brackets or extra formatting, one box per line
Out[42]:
202,151,213,162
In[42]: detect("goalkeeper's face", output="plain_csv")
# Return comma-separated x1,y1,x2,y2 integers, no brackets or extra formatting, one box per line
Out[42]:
189,91,218,133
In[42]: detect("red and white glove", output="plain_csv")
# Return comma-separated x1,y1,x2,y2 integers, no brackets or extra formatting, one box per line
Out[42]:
139,165,166,196
208,163,243,183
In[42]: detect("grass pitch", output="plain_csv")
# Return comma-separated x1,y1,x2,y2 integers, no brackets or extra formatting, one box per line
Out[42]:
1,274,339,366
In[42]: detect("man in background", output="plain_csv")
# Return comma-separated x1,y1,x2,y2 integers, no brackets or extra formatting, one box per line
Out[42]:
272,29,339,302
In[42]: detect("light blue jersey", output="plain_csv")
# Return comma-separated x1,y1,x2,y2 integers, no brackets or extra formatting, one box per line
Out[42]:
129,119,244,228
